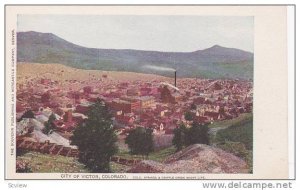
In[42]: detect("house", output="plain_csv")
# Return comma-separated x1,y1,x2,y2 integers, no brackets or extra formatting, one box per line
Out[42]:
59,147,72,156
39,141,56,154
75,104,90,114
16,102,25,113
140,87,152,96
41,78,51,85
139,96,155,108
49,145,63,155
127,88,140,96
41,92,51,103
204,111,222,121
63,110,73,122
110,99,133,113
115,114,135,126
194,115,209,123
193,96,206,105
83,86,92,94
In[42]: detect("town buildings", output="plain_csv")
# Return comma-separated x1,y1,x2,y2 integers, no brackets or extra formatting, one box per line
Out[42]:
16,73,253,151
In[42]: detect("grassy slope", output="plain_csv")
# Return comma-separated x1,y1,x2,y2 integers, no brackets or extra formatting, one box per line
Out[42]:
16,146,176,173
111,146,176,172
16,152,89,173
215,114,253,149
209,113,252,129
213,114,253,172
116,146,176,163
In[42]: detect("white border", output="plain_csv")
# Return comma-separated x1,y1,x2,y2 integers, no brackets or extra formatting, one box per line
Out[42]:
287,5,295,179
0,1,298,190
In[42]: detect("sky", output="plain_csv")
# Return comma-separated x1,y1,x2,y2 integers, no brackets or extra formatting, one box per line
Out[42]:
17,15,253,52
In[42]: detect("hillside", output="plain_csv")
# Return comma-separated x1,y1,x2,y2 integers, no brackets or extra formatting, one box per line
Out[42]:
214,114,253,172
17,63,170,84
128,144,249,173
17,31,253,79
215,114,253,149
17,151,88,173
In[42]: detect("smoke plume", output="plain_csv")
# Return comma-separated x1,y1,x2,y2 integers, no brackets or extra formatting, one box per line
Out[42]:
143,65,175,72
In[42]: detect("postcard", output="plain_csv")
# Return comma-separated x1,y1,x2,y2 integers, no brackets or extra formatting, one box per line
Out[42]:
4,5,292,179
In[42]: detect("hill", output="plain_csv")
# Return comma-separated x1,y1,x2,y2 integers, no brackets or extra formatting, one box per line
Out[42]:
128,144,249,173
214,114,253,172
17,31,253,79
17,63,170,85
215,114,253,149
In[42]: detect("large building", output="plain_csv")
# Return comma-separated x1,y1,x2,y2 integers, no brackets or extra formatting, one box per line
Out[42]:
139,96,155,108
120,96,141,111
121,96,155,109
110,99,141,113
160,86,182,104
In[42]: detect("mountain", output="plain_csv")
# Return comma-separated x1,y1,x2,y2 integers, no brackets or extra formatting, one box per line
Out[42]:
17,31,253,79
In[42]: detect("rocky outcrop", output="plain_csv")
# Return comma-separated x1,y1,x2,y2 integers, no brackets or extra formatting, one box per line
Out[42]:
128,160,164,173
128,144,249,173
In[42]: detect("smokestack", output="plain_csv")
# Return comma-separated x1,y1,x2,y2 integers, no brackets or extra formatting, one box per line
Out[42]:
174,70,177,87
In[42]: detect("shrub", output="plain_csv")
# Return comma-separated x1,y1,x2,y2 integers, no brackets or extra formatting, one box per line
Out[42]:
125,127,154,158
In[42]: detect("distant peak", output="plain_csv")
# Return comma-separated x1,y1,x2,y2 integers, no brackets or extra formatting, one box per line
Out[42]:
18,31,55,36
192,45,226,53
210,45,223,49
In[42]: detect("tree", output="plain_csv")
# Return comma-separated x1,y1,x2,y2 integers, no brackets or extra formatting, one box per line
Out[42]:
172,123,187,151
186,122,210,145
125,127,154,158
18,110,35,122
70,99,118,173
43,122,51,135
190,103,197,110
184,111,193,121
23,110,35,118
172,122,210,151
48,113,56,123
42,113,56,135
